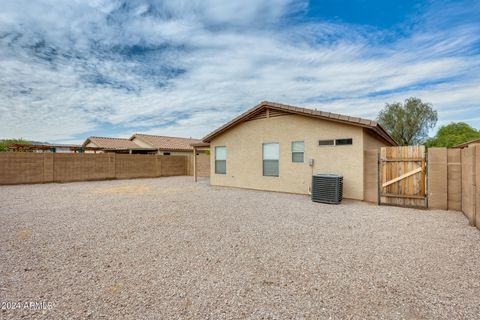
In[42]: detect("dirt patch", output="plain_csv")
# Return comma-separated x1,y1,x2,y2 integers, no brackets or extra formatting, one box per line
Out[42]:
105,284,123,294
16,228,32,240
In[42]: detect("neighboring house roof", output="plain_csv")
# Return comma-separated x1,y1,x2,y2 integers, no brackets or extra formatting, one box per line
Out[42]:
27,141,81,148
130,134,202,151
453,138,480,149
82,136,150,150
191,142,210,148
9,143,82,151
202,101,397,145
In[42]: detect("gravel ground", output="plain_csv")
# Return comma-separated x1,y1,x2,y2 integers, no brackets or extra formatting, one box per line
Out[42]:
1,177,480,319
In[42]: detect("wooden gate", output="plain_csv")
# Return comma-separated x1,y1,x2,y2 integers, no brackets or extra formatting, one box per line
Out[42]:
379,146,427,208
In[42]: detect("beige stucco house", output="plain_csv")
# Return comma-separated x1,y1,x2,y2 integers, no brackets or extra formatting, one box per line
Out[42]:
202,101,396,200
82,136,155,154
82,134,206,155
130,134,204,156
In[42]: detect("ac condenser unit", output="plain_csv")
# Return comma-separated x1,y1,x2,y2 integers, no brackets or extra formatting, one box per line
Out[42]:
311,174,343,204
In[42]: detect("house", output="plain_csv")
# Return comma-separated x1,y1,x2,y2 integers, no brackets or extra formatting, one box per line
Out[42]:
8,142,83,153
82,134,207,155
202,101,396,200
129,134,205,156
82,136,156,154
454,138,480,149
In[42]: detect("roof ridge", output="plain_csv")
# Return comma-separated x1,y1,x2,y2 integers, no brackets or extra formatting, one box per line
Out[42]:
134,133,200,140
202,101,396,146
262,101,375,125
89,136,131,140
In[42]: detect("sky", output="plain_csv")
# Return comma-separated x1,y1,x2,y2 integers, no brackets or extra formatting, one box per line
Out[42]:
0,0,479,144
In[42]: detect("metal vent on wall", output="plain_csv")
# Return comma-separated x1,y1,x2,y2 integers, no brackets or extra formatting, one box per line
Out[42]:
311,174,343,204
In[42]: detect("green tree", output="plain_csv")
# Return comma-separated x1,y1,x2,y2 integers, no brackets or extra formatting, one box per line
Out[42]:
0,138,30,152
377,97,438,146
425,122,480,148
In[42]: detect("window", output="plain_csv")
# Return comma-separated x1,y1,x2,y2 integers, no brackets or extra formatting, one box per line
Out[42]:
318,139,334,146
291,141,304,163
263,143,279,177
163,152,171,155
318,139,352,146
335,138,353,145
215,146,226,174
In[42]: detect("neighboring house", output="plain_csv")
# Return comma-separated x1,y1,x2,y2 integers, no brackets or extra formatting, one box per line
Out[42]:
82,136,156,154
8,142,83,153
202,101,396,200
130,134,205,156
82,134,206,155
454,138,480,149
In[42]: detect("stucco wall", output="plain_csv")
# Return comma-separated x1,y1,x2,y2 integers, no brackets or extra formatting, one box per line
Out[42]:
362,129,391,202
363,129,390,151
130,137,152,148
209,114,368,200
84,141,103,153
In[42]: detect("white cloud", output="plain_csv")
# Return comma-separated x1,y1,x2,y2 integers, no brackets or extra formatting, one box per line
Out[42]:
0,0,479,143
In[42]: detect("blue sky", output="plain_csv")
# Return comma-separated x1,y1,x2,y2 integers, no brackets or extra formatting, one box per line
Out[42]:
0,0,479,143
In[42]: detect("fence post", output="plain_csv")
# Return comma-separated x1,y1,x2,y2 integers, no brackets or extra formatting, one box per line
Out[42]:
43,153,54,183
474,145,479,228
107,153,115,179
427,148,448,210
377,151,380,205
157,155,162,177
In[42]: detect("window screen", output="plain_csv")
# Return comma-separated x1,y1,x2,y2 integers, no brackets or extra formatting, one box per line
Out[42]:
335,138,353,145
318,139,334,146
215,146,226,174
263,143,279,176
291,141,304,163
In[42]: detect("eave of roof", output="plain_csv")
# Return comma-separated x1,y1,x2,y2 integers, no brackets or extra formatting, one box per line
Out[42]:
191,142,210,147
82,136,147,149
130,133,202,151
453,138,480,148
202,101,397,146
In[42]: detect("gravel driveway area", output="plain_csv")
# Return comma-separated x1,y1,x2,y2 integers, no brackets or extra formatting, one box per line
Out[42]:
1,176,480,319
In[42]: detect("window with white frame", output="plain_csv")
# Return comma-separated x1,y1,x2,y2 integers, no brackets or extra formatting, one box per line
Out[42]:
263,143,279,176
291,141,304,163
215,146,226,174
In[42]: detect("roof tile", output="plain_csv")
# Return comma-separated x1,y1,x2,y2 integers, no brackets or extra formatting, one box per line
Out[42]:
132,134,202,151
84,137,141,150
202,101,397,146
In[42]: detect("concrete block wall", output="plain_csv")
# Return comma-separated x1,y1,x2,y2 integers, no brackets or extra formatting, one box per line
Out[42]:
0,153,210,185
429,145,479,229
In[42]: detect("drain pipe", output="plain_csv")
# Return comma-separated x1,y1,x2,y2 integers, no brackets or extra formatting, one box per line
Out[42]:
308,158,315,195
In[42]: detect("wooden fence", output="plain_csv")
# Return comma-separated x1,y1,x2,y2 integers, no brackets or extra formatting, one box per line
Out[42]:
0,153,210,185
365,145,479,229
378,146,427,208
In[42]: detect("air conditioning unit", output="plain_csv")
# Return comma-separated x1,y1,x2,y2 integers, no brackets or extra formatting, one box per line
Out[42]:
311,174,343,204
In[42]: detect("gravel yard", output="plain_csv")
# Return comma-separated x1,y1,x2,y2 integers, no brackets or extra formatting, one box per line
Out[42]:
1,176,480,319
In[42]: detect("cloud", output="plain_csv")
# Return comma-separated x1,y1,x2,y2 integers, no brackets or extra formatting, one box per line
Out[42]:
0,0,479,143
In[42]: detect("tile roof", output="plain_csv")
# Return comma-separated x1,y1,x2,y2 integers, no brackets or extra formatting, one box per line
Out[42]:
83,136,149,150
202,101,397,145
130,134,202,151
